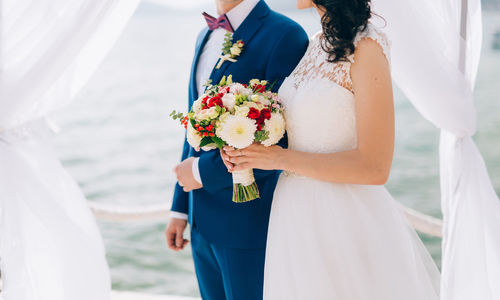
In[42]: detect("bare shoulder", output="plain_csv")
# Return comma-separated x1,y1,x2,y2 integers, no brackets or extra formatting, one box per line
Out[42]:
352,38,390,69
350,31,393,98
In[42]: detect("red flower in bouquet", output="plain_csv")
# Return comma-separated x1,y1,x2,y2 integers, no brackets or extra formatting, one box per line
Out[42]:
247,107,260,120
253,84,266,93
207,94,223,108
260,108,271,120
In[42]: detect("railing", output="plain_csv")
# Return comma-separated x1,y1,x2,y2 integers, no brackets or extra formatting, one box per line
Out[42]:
88,201,443,238
0,202,440,299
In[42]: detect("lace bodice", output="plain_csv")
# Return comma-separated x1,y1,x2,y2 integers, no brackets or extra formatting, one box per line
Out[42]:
278,24,390,154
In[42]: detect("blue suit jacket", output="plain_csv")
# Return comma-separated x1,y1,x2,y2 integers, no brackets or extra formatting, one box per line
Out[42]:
171,1,308,249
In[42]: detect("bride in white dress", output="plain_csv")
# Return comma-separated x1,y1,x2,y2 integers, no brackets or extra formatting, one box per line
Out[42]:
221,0,441,299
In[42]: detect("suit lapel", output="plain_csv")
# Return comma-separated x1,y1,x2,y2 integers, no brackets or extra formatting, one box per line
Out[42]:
208,1,270,85
190,27,211,102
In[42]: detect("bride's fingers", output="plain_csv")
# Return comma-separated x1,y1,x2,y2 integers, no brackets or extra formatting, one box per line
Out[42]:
225,151,238,157
228,156,250,165
220,149,233,162
220,149,234,171
232,163,252,171
226,149,247,157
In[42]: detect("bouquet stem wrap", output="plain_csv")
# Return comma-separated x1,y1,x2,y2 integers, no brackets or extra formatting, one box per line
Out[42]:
232,169,260,203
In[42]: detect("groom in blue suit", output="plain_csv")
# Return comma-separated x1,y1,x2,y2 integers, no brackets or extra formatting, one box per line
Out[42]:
166,0,308,299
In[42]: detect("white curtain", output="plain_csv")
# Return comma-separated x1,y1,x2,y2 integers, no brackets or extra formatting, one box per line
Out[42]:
373,0,500,299
0,1,139,299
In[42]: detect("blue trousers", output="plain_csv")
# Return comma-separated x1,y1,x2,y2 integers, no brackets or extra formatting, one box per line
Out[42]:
191,228,265,300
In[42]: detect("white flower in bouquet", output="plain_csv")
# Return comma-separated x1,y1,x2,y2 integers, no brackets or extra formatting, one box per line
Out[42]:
251,94,271,106
221,93,236,112
230,83,251,96
250,95,260,102
249,79,260,86
218,115,257,149
243,101,259,110
186,122,202,148
262,112,285,147
234,105,250,117
261,98,271,106
195,106,219,121
219,111,231,123
215,112,231,135
192,97,204,113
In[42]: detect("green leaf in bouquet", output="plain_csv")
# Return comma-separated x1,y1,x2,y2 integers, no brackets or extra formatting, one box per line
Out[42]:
254,130,270,142
170,110,185,122
199,137,213,148
235,94,248,105
203,79,212,88
212,136,226,149
268,80,278,92
219,76,227,86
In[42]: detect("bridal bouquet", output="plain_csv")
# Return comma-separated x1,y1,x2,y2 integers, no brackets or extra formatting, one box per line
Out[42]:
171,75,285,203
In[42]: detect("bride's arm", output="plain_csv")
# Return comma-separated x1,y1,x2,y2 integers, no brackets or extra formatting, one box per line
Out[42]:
223,39,394,185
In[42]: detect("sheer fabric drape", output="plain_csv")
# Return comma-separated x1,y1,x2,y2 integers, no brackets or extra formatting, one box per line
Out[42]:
0,1,139,299
373,0,500,299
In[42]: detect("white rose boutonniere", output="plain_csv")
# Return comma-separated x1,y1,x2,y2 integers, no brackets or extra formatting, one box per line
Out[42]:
216,32,244,69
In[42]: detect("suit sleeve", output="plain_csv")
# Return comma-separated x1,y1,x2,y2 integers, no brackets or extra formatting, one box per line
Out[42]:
170,30,208,214
171,136,191,214
197,25,309,194
265,26,309,93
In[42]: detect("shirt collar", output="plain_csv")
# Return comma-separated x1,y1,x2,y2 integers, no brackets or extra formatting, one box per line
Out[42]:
225,0,260,31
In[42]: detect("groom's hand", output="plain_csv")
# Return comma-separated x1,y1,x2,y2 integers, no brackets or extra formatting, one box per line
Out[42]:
174,157,202,192
165,218,189,251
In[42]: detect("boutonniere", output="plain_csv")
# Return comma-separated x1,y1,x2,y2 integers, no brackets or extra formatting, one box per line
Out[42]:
216,31,244,69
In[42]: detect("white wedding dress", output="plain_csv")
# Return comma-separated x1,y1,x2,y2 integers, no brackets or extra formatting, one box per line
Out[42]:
263,25,441,300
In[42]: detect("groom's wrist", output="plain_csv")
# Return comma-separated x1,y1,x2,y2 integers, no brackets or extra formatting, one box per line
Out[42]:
170,211,188,220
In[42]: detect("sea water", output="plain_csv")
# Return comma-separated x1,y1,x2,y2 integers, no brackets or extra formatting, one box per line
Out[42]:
52,5,500,297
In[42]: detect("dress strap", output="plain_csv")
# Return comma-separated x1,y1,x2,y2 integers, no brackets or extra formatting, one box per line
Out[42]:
348,24,391,65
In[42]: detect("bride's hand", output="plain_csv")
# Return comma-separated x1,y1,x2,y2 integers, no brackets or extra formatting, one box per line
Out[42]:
222,143,284,172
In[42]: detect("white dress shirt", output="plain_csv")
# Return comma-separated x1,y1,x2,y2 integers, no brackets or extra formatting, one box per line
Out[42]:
173,0,260,220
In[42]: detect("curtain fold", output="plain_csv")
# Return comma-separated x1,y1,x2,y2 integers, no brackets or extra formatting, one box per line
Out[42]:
373,0,500,299
0,0,140,130
0,1,139,299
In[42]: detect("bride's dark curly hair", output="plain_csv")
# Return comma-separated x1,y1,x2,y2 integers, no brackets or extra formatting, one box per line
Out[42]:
312,0,372,63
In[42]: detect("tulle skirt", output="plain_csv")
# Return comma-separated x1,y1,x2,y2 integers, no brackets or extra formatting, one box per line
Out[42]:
264,173,440,300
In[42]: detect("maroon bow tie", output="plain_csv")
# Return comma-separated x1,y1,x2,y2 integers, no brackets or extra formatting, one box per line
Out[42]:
203,12,234,32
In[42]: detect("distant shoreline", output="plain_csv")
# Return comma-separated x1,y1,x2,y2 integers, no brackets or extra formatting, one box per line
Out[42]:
137,2,500,14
